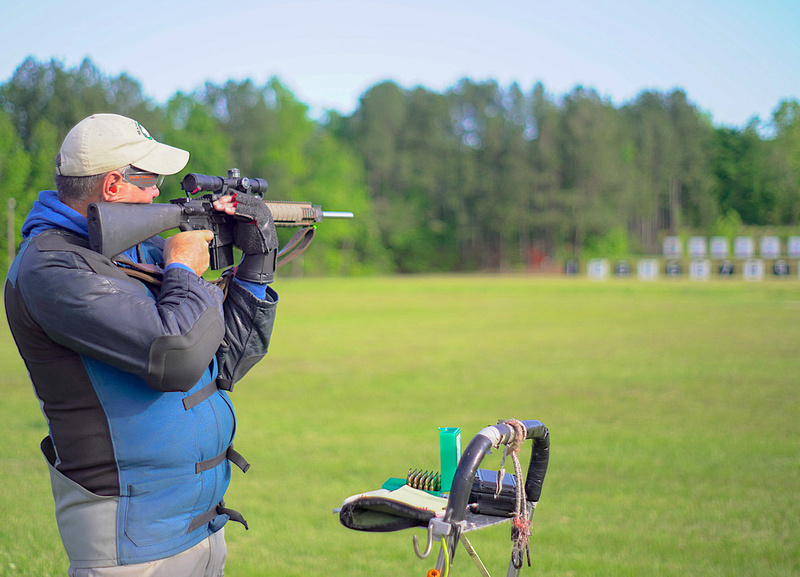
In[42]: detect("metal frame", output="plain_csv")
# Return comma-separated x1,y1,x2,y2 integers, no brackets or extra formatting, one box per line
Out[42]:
412,419,550,576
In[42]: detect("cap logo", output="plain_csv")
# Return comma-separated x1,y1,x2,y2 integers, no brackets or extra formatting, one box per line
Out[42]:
136,122,154,140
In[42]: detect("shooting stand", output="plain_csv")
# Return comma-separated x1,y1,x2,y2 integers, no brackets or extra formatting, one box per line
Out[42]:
338,419,549,576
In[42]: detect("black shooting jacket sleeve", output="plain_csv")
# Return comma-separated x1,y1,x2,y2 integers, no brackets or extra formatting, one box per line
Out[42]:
215,278,278,387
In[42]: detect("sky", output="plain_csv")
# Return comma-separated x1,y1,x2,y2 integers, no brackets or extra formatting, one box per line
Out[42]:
1,0,798,128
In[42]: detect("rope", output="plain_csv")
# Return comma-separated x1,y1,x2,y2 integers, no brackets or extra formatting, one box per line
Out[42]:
498,419,531,569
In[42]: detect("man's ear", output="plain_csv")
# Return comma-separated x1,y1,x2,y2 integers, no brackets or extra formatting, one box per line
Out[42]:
101,171,124,202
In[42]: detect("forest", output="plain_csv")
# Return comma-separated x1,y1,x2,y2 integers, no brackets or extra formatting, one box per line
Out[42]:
1,57,798,274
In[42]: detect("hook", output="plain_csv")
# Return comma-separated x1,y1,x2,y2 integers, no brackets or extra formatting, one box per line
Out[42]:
413,524,435,559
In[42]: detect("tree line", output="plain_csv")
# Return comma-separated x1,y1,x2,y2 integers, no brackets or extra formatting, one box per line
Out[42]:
1,57,798,274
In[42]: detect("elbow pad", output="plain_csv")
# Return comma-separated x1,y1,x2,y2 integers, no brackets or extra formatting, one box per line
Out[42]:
145,309,225,392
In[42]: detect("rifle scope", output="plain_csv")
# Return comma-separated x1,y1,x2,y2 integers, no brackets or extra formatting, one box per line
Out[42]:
181,170,269,196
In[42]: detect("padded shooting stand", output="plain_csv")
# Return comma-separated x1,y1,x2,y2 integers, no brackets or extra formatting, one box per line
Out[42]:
338,418,550,577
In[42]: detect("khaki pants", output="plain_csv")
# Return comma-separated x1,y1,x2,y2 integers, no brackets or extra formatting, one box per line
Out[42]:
68,529,227,577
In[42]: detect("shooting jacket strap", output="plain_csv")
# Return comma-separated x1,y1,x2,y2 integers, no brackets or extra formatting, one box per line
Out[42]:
276,226,316,268
187,500,249,533
216,377,234,391
182,377,234,410
196,445,250,474
183,382,216,410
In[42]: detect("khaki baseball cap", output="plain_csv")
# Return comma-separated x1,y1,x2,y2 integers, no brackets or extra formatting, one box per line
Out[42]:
56,113,189,177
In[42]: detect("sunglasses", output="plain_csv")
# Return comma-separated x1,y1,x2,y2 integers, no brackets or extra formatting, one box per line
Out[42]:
121,165,165,189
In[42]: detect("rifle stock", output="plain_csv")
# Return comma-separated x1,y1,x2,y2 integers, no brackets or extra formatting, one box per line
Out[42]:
87,202,185,259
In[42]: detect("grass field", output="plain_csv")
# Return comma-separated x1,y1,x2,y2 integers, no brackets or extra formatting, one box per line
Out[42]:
1,275,798,576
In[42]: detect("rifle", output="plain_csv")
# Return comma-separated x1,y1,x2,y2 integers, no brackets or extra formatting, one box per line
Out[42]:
87,169,353,269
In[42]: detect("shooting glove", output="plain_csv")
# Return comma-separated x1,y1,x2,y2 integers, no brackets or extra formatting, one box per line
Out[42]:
232,193,279,284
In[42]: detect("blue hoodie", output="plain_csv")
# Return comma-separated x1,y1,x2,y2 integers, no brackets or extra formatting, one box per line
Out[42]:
23,190,88,239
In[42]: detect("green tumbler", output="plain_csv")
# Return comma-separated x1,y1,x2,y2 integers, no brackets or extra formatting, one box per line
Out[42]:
439,427,461,493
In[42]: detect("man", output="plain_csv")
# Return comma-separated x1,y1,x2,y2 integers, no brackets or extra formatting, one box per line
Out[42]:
4,113,279,576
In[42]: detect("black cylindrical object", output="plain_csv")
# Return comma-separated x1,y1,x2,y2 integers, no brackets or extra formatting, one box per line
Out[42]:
181,172,268,196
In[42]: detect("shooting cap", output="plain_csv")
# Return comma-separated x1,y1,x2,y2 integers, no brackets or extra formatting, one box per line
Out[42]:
56,113,189,177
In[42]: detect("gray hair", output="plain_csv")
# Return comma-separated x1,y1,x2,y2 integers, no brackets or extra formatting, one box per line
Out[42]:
54,153,111,204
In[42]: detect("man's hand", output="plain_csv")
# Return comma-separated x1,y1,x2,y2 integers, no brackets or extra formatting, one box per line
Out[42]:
212,195,237,216
163,230,214,276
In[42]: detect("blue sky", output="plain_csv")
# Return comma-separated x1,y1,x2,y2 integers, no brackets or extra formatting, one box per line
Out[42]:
1,0,797,128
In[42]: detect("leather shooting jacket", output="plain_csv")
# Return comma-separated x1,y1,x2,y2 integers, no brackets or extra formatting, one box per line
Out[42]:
4,191,278,567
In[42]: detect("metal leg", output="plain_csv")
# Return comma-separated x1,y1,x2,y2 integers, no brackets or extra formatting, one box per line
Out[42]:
459,533,492,577
434,546,446,574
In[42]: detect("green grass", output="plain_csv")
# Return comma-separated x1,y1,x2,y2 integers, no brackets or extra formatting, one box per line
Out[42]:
1,276,799,576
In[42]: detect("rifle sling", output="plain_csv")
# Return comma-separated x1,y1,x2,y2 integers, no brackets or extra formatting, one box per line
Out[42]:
277,226,316,268
114,258,234,298
113,258,164,286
